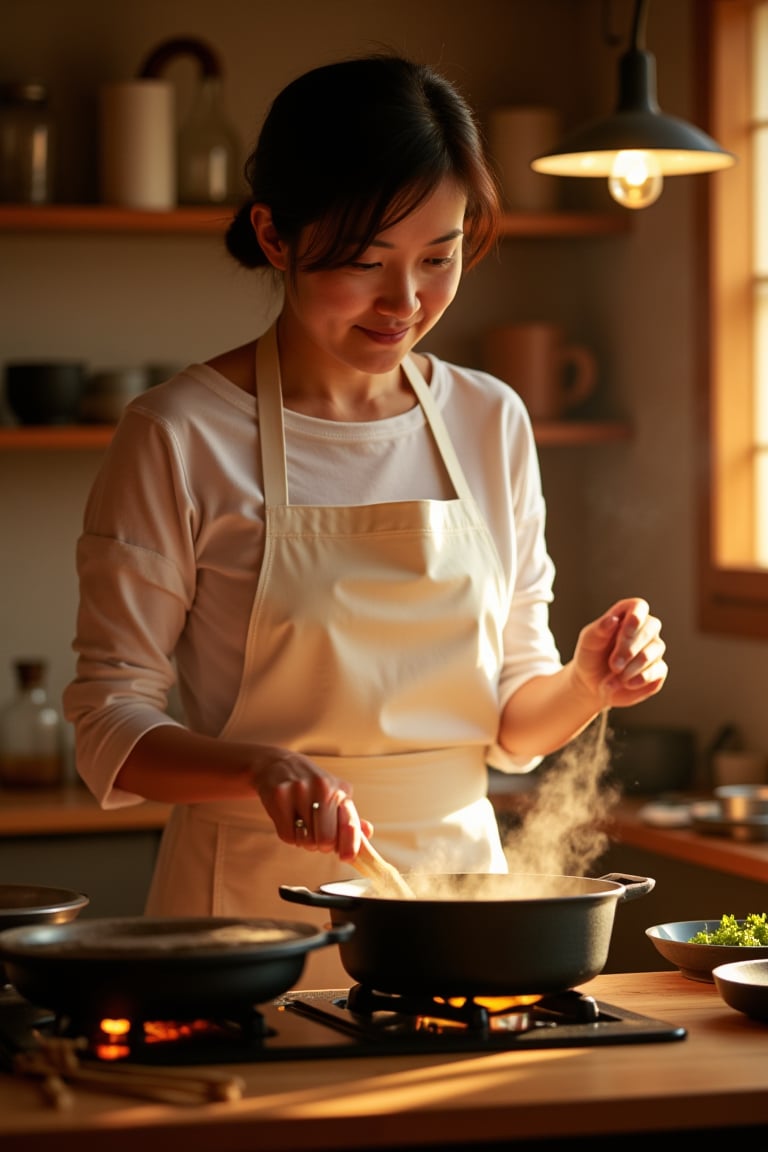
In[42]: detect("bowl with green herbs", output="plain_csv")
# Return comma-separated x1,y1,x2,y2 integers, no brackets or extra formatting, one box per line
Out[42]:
646,914,768,982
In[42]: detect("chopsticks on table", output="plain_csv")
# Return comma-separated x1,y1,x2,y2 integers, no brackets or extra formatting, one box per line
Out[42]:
353,836,415,899
15,1034,245,1109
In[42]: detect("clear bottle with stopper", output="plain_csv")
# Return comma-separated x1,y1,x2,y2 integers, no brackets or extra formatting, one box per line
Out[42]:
138,37,241,205
0,658,65,787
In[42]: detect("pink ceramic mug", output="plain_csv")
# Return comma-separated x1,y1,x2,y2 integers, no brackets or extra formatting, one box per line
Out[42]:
483,323,597,420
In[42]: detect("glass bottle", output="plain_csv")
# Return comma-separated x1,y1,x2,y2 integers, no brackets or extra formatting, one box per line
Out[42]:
0,659,64,787
177,75,241,205
0,81,55,203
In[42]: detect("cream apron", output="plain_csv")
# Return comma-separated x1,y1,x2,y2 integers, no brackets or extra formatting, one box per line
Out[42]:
146,324,509,986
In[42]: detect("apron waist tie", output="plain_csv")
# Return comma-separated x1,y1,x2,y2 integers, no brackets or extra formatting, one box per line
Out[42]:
188,747,489,828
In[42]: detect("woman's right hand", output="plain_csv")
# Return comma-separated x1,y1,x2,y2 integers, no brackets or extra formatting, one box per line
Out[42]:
252,746,373,860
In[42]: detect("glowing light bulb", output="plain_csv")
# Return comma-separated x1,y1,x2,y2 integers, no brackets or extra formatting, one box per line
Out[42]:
608,150,663,209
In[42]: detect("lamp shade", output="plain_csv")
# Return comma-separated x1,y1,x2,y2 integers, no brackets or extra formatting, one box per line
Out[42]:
532,46,734,178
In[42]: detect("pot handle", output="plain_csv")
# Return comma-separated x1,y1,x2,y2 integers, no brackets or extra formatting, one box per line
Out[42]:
318,922,356,947
599,873,656,902
279,884,359,910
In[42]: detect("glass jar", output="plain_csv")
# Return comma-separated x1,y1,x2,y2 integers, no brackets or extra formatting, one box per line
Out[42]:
177,75,240,205
0,659,64,787
0,80,55,203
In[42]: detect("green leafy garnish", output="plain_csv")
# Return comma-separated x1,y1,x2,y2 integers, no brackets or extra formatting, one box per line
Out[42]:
688,913,768,946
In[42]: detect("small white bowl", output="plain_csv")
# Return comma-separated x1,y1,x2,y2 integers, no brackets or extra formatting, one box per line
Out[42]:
713,959,768,1022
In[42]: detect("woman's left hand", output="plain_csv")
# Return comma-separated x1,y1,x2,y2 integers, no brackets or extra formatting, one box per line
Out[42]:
572,597,668,710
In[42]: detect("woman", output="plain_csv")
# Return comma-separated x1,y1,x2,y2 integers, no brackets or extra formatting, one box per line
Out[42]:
64,53,667,986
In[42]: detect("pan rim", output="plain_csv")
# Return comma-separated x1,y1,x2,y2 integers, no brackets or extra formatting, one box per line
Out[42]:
318,872,626,903
0,884,89,917
0,915,347,963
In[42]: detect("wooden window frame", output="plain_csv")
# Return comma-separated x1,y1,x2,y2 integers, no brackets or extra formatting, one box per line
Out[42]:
697,0,768,637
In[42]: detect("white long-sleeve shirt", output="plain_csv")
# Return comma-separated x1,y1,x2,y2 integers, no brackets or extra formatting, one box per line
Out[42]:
63,353,561,808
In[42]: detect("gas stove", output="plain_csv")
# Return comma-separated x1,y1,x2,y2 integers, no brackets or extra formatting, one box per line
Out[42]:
0,982,686,1067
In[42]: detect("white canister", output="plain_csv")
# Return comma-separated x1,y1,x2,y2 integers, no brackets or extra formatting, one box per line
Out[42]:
487,106,561,212
99,79,176,209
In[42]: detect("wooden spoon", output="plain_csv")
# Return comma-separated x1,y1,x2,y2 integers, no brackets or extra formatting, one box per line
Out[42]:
353,837,415,899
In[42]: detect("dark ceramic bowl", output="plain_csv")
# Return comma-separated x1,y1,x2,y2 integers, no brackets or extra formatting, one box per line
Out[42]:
646,920,768,982
4,361,87,424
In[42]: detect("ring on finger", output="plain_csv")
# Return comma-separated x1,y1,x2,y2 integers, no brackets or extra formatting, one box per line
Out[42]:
294,817,309,840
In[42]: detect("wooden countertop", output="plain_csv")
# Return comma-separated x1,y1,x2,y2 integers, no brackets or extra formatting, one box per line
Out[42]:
606,798,768,883
0,970,765,1150
0,785,171,836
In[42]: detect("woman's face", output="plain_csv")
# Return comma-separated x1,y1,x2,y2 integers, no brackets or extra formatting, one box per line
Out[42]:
280,179,467,377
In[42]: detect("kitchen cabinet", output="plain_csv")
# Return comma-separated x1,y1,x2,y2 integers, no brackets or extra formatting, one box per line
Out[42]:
0,788,169,917
0,831,160,917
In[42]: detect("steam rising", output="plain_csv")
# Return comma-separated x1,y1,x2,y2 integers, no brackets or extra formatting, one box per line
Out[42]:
358,710,622,899
502,708,621,877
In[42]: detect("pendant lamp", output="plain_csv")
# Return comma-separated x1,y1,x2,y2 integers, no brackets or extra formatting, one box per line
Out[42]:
530,0,735,209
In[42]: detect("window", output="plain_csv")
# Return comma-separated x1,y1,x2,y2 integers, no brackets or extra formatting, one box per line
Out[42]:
699,0,768,637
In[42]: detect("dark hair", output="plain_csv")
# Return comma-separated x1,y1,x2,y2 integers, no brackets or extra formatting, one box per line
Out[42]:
225,53,500,276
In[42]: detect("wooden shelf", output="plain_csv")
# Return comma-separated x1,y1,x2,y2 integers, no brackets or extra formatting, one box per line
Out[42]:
0,425,115,448
498,211,630,238
0,204,630,237
532,420,632,445
0,420,632,451
0,204,235,233
0,205,632,453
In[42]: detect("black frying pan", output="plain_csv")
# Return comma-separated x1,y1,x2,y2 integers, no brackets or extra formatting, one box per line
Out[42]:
0,916,354,1019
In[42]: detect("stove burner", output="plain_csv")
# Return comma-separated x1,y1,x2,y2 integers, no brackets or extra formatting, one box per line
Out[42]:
277,985,686,1054
53,1005,272,1063
344,984,601,1034
0,983,686,1067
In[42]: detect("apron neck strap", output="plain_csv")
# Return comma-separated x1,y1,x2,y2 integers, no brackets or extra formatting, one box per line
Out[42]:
255,322,289,506
255,322,473,505
400,355,473,502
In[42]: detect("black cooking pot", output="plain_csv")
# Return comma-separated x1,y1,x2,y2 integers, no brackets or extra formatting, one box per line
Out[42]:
0,916,354,1018
280,872,654,997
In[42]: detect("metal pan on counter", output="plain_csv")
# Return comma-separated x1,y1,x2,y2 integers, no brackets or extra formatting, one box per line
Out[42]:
0,885,89,930
690,796,768,842
0,884,90,986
